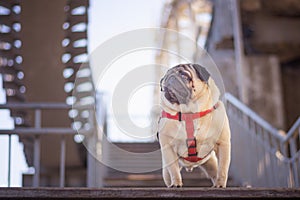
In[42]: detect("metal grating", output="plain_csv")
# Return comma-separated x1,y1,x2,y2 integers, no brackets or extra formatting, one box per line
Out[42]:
0,0,27,127
62,0,95,134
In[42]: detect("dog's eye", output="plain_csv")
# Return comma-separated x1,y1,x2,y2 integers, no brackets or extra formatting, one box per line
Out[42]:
181,74,188,80
179,71,191,81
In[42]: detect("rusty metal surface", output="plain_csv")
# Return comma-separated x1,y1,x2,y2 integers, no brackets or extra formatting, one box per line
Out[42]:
0,187,299,199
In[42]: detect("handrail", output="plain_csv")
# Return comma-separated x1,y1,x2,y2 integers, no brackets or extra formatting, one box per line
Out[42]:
284,117,300,143
0,101,96,187
0,102,71,109
0,128,82,135
0,102,94,109
0,102,94,134
225,93,300,144
224,93,285,141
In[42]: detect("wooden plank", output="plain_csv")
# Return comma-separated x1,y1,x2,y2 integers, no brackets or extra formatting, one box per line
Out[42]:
0,187,299,199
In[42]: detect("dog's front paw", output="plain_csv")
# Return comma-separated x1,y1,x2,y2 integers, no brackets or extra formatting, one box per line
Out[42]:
169,184,183,188
168,179,183,188
213,179,227,188
212,184,225,188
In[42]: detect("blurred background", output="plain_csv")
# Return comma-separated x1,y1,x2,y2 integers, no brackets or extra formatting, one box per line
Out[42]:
0,0,299,188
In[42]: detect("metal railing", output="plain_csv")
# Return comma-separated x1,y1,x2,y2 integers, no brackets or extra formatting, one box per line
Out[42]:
225,93,300,187
0,102,94,187
2,93,299,188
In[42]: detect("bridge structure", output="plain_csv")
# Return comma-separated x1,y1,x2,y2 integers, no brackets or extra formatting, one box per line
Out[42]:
0,0,300,199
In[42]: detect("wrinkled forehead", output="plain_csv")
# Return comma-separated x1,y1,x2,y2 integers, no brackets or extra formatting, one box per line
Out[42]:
174,64,192,71
165,64,193,75
166,63,210,83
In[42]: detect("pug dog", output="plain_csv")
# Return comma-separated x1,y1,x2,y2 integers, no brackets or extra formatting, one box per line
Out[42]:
158,63,231,188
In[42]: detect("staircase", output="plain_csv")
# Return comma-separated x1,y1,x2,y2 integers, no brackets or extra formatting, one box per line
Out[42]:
98,93,300,188
225,93,300,187
102,142,220,187
102,143,233,187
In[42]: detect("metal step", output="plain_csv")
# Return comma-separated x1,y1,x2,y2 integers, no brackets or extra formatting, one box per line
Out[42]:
0,187,299,199
103,169,237,188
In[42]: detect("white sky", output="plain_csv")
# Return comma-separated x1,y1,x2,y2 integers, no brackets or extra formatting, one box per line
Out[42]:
0,0,165,186
88,0,164,52
88,0,165,142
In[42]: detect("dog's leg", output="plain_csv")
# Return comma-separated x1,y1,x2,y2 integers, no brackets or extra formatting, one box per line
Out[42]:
162,167,171,187
161,144,182,187
215,141,231,188
162,163,182,187
200,151,218,186
167,160,182,187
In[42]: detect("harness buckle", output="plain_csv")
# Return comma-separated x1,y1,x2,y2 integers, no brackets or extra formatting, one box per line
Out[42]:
178,112,182,121
186,138,197,148
188,152,198,157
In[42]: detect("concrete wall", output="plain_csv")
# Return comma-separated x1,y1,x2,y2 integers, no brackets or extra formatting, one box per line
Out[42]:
207,0,300,130
244,56,285,128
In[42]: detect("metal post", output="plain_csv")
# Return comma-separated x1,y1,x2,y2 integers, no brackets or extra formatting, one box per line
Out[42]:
60,136,66,187
33,136,40,187
87,103,96,187
231,0,247,103
35,109,41,128
8,135,11,187
87,139,95,187
289,138,299,187
175,12,181,64
33,109,41,187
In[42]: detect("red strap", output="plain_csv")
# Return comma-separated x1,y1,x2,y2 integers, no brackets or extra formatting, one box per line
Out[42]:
161,103,219,121
161,111,180,120
182,152,211,162
161,102,219,162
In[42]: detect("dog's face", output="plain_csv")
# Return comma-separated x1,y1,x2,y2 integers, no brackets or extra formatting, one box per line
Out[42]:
160,64,210,105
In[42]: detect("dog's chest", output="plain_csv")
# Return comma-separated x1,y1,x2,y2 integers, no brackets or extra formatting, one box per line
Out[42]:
159,117,218,158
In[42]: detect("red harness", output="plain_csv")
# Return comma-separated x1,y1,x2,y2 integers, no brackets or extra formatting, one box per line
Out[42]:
161,103,219,162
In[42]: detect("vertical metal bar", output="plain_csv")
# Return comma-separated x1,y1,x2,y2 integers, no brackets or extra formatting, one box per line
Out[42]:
175,11,181,64
33,109,41,187
33,136,40,187
60,136,66,187
8,135,11,187
87,146,94,187
35,109,41,128
87,105,95,187
231,0,247,103
88,108,94,132
289,138,299,187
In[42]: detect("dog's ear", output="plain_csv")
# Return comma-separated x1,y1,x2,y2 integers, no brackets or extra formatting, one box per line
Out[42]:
160,76,164,91
192,64,210,83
